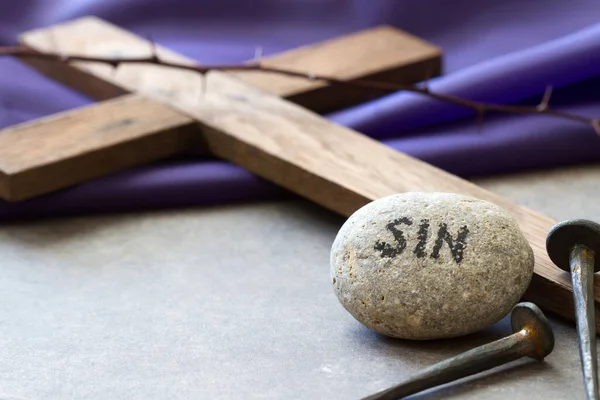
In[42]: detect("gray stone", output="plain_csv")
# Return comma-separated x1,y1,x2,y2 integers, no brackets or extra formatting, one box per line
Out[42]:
330,192,535,340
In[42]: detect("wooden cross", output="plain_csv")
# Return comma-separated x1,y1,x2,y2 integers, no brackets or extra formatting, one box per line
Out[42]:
0,17,590,330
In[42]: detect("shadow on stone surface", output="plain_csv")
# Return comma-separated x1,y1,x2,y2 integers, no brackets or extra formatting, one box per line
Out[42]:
404,359,554,399
349,312,512,357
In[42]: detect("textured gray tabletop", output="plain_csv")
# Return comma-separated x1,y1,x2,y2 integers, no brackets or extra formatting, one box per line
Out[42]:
1,164,600,400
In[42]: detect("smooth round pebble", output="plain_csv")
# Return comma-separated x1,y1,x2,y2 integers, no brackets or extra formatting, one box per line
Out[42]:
330,192,534,340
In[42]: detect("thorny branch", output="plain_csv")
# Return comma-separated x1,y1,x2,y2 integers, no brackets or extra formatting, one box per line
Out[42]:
2,44,599,135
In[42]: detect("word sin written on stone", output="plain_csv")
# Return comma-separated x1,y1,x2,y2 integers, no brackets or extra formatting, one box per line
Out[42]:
373,217,470,264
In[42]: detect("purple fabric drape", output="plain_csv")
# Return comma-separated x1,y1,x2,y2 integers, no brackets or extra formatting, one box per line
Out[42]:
0,0,599,221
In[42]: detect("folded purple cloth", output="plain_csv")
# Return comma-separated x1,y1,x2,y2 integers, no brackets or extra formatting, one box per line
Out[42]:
1,0,599,221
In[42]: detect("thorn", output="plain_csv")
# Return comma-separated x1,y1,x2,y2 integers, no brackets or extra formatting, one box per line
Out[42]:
537,85,553,111
593,120,600,136
146,33,160,63
198,73,207,100
111,63,119,78
254,46,263,64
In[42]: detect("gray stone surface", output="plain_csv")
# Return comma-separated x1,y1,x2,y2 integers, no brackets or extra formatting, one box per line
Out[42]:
1,163,600,399
330,192,534,340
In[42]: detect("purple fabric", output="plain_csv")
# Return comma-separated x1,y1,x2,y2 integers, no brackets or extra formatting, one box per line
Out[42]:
1,0,600,221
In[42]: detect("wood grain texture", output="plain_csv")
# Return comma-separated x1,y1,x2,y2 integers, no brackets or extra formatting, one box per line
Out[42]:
5,17,441,200
0,94,197,201
165,71,591,331
19,16,441,112
10,18,591,330
228,25,442,113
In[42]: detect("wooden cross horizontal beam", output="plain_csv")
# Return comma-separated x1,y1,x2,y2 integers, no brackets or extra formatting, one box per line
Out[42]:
1,17,591,331
0,17,441,202
0,93,200,200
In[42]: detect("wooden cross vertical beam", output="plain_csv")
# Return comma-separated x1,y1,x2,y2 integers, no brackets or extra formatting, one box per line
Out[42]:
0,17,590,330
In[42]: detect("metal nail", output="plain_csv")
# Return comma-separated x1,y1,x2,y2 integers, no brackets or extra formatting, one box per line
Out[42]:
361,302,554,400
546,219,600,400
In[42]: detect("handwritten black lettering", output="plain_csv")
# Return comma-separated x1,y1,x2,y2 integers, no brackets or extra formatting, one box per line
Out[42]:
430,223,469,264
374,217,413,257
413,219,430,258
